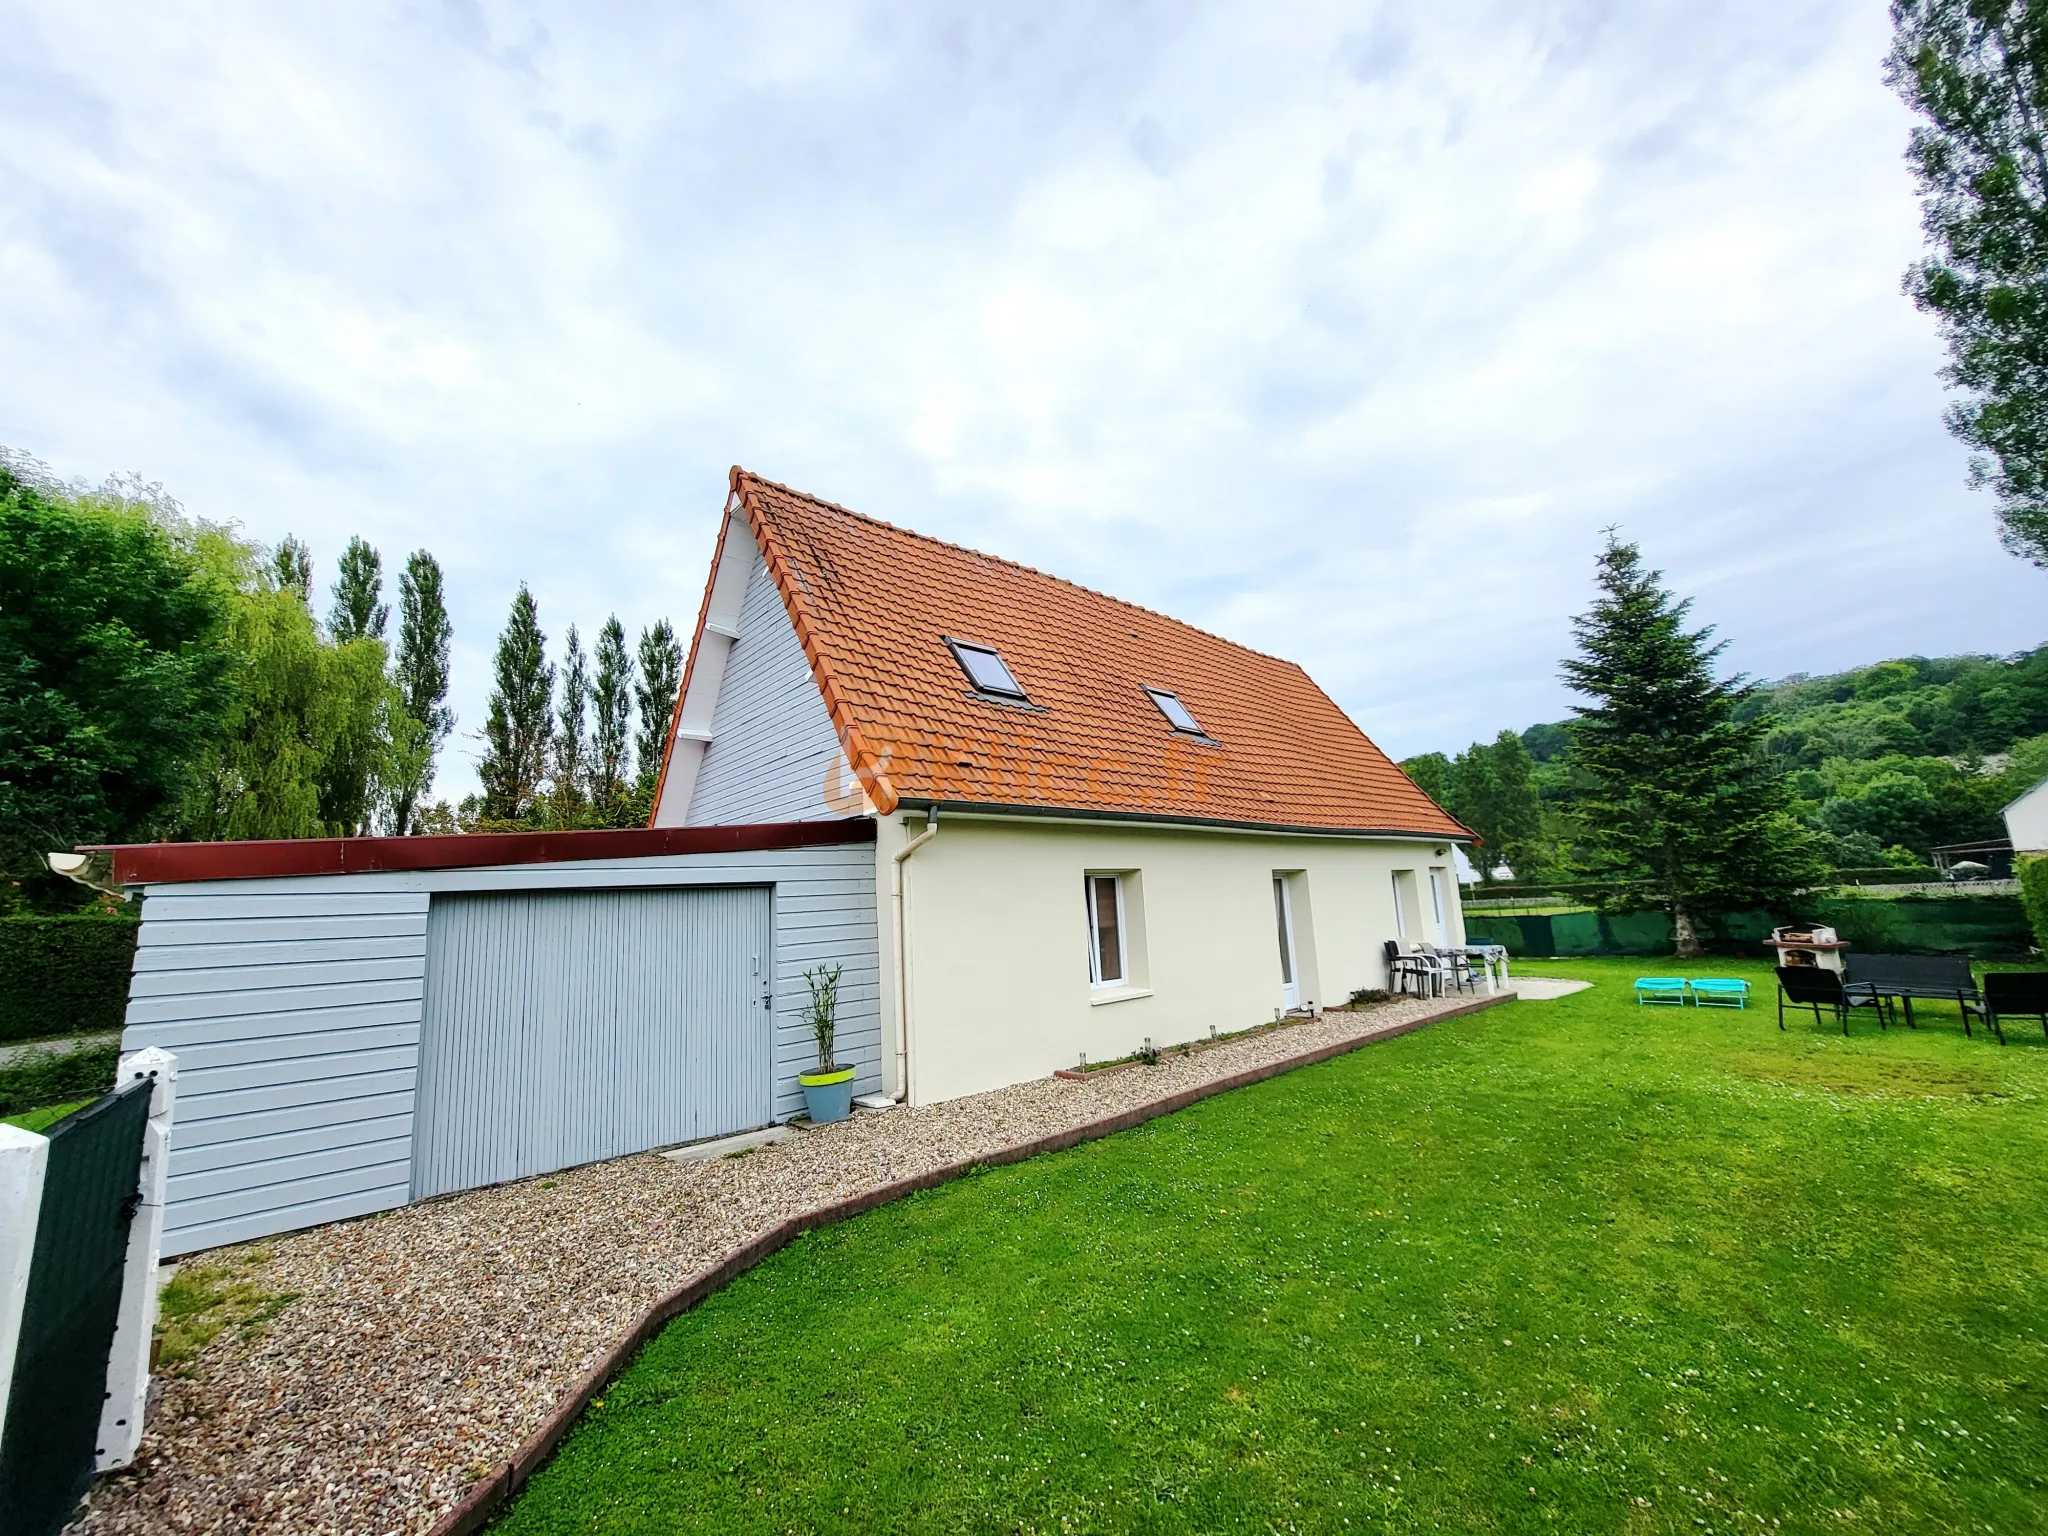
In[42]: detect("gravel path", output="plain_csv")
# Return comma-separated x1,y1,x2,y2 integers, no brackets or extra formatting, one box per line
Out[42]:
0,1029,122,1068
70,993,1485,1536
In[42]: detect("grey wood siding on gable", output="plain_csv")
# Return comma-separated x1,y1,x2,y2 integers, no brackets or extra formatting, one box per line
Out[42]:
684,547,846,827
122,842,880,1257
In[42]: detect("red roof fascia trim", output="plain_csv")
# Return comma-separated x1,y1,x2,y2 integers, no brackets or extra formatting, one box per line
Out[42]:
91,819,877,886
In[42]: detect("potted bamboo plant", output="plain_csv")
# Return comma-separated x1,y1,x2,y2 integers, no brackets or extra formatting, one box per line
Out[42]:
798,963,855,1124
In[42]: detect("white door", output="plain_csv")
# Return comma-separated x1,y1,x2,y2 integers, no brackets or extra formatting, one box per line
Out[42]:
1273,876,1299,1010
1428,869,1449,947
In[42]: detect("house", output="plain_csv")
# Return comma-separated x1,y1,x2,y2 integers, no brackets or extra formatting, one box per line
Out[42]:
649,468,1474,1104
2006,774,2048,856
102,467,1470,1256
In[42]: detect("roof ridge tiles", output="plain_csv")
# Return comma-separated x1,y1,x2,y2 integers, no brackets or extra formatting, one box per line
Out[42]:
731,467,1306,671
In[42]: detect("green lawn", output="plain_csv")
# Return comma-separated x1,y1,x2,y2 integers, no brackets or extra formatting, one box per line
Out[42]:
0,1097,92,1133
494,957,2048,1535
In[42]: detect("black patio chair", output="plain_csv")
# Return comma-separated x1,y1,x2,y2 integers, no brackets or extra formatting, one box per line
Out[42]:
1845,954,1988,1038
1383,940,1435,998
1776,966,1878,1035
1984,972,2048,1044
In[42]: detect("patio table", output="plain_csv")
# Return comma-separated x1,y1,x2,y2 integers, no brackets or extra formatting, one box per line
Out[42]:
1443,944,1510,994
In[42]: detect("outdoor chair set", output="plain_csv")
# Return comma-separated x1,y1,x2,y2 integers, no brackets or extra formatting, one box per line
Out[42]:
1633,977,1752,1008
1384,940,1510,998
1774,959,2048,1044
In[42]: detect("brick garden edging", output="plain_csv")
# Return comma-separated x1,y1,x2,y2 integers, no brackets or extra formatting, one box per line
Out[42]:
424,990,1510,1536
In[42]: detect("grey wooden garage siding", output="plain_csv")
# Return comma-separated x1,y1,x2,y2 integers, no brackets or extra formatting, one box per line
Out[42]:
121,840,878,1257
684,545,845,827
411,885,773,1199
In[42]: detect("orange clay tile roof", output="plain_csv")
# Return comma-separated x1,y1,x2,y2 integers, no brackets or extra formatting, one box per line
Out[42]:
684,467,1470,839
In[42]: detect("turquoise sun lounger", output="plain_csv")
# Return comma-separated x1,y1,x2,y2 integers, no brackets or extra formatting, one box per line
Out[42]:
1635,977,1688,1006
1688,977,1750,1009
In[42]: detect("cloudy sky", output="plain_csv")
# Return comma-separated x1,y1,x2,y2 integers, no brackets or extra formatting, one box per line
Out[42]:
4,0,2042,804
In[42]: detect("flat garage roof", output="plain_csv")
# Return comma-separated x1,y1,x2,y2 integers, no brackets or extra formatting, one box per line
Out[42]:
88,818,877,886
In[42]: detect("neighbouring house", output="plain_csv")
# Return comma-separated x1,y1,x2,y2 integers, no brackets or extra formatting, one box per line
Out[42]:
101,467,1470,1256
2006,775,2048,856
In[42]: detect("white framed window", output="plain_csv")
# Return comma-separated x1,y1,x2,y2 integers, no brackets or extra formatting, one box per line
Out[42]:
1428,868,1448,946
1391,872,1408,941
946,638,1028,699
1085,873,1126,987
1143,686,1205,735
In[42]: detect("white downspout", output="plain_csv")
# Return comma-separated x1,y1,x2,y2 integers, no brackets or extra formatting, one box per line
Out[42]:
891,804,939,1103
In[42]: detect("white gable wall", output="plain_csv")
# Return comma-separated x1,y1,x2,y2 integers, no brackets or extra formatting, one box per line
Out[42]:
2007,778,2048,853
683,542,848,827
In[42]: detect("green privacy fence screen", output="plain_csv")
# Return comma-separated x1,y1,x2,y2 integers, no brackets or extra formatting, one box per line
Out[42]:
1465,896,2036,959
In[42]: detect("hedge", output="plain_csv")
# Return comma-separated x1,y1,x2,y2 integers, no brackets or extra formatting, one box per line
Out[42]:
2021,855,2048,955
0,915,140,1043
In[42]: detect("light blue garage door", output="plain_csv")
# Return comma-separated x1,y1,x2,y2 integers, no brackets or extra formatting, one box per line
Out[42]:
411,885,773,1199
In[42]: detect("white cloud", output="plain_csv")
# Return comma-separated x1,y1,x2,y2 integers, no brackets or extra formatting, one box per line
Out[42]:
1,0,2039,805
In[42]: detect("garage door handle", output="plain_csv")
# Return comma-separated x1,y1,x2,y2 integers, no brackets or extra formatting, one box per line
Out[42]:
762,991,774,1010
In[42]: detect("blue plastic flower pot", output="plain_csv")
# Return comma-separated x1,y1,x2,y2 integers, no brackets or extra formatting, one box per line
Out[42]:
799,1066,856,1124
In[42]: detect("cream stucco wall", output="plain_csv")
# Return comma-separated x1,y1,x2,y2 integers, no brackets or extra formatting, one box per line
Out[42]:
881,812,1466,1105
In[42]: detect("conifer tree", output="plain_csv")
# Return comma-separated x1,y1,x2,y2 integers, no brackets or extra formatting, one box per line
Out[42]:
385,550,453,834
553,624,590,820
634,619,683,787
271,535,312,602
479,585,553,821
590,615,634,814
1561,534,1829,956
329,536,388,642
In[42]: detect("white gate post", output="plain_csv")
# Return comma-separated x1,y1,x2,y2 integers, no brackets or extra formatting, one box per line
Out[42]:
0,1123,50,1436
97,1047,177,1471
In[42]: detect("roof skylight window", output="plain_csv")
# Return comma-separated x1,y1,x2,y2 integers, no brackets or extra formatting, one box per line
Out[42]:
947,639,1028,699
1144,687,1205,735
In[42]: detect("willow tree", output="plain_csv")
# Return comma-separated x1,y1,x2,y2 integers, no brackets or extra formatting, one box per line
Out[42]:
180,577,395,841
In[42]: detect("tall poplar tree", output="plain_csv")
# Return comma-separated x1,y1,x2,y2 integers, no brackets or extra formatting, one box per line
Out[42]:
590,615,635,814
1561,534,1829,957
271,535,312,602
329,536,389,642
553,624,590,820
478,586,553,821
1888,0,2048,565
384,550,454,834
634,618,683,787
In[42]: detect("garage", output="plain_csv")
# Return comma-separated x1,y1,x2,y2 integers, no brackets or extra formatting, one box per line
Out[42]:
412,885,773,1199
105,821,879,1257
